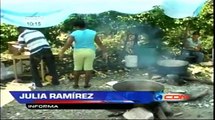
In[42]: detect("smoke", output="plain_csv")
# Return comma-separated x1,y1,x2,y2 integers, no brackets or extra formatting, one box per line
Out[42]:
83,13,165,69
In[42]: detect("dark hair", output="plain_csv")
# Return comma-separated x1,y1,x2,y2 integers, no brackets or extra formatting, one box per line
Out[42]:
17,26,27,33
192,31,200,35
73,19,86,28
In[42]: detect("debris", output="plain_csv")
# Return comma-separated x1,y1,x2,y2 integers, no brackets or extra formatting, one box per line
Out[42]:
12,79,24,83
173,112,183,117
151,75,162,80
27,83,36,90
170,90,186,94
16,112,20,116
209,99,213,103
105,81,118,86
108,112,124,117
142,73,149,76
204,104,210,108
123,107,154,120
198,103,202,107
183,103,189,106
118,70,124,73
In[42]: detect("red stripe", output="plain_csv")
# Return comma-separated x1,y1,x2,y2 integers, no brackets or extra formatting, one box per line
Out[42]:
34,100,105,104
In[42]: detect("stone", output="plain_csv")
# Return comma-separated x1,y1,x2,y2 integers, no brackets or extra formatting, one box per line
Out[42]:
123,107,154,120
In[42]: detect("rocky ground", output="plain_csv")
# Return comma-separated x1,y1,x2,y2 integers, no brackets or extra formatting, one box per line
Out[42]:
1,69,214,119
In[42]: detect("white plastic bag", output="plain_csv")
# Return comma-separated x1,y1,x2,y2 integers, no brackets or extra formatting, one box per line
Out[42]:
1,62,14,80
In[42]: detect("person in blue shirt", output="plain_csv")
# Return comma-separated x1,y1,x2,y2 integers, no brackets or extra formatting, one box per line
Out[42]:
59,19,107,88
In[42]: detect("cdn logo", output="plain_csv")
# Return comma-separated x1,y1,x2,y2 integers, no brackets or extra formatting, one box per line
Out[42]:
154,92,190,101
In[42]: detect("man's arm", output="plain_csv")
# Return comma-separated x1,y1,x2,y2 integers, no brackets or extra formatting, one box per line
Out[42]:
17,36,26,52
196,41,202,51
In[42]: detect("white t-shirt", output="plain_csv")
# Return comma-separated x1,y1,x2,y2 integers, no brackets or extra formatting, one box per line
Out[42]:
185,38,201,49
18,29,50,54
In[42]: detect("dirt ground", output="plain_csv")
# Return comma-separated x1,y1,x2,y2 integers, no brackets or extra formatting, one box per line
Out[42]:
0,69,214,119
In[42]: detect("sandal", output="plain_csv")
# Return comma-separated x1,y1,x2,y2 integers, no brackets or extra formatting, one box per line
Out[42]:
84,84,91,88
73,84,79,89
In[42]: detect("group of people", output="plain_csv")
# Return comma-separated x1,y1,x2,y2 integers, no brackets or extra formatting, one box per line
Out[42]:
16,19,204,88
17,19,107,88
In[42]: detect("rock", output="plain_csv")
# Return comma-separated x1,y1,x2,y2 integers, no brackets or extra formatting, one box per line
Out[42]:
187,88,209,101
123,107,154,120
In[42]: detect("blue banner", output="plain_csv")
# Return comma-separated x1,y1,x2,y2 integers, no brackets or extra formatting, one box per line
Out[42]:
1,0,207,28
10,91,162,104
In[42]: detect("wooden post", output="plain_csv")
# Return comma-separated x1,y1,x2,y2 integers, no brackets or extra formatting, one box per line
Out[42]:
41,60,45,82
20,59,23,73
13,59,18,79
212,49,214,83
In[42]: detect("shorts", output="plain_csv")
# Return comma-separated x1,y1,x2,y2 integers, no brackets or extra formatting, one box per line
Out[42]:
73,48,95,71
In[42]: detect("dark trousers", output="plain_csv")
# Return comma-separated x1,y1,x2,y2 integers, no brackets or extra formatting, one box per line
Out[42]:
30,48,59,86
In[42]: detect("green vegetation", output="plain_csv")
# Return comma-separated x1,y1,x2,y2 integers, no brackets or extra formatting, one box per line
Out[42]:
1,1,213,70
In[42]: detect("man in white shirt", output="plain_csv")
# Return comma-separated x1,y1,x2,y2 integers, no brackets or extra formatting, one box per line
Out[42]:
17,27,59,87
182,31,204,63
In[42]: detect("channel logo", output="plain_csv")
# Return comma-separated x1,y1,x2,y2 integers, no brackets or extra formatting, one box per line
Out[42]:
154,92,190,102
